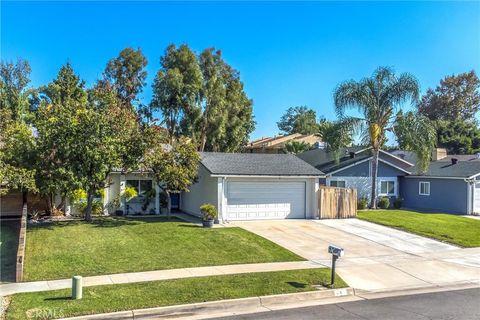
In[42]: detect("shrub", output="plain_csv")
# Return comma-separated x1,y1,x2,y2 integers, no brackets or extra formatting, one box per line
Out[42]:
73,199,104,217
200,203,218,221
357,197,368,210
377,197,390,209
123,186,138,201
393,197,403,209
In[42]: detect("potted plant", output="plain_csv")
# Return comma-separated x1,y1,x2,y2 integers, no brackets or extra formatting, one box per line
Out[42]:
200,203,217,228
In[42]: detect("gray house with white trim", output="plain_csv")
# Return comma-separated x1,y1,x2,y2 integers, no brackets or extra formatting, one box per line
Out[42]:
298,147,480,215
298,147,413,200
400,158,480,215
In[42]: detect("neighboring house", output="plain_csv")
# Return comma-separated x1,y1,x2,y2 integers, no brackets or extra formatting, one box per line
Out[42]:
243,133,324,153
298,147,480,215
297,147,412,200
400,155,480,215
181,152,323,221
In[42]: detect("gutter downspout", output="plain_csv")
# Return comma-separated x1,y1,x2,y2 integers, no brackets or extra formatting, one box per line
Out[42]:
464,178,475,215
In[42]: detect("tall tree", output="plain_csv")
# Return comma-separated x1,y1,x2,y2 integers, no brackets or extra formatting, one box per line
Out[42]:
435,120,480,155
104,48,148,109
334,67,419,208
394,111,437,174
418,71,480,122
151,44,254,151
0,58,33,121
418,71,480,154
72,84,141,222
277,106,318,135
34,64,87,213
198,48,254,152
150,44,202,143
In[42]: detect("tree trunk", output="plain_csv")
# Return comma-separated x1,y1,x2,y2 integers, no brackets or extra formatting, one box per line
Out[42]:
166,190,171,219
370,148,379,209
84,188,95,222
199,106,211,152
46,194,54,215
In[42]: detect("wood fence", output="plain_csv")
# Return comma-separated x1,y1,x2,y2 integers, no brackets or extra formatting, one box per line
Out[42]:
16,204,28,282
318,186,357,219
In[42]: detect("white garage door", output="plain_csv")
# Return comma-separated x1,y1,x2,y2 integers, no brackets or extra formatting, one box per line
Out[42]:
475,183,480,214
226,181,306,220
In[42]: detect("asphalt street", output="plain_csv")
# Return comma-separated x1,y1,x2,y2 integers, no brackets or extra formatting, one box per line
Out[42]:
212,288,480,320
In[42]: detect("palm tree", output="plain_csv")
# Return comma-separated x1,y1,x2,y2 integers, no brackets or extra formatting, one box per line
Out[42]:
334,67,419,209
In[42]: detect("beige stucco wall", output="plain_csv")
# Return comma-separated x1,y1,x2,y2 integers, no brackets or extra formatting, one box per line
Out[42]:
180,164,218,217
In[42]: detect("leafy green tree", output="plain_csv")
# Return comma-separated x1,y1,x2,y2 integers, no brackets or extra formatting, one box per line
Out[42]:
277,106,318,135
418,70,479,122
34,64,87,213
0,109,36,195
144,138,200,217
151,44,202,143
418,71,480,154
198,48,254,152
104,48,148,109
0,59,33,122
284,140,311,154
394,111,436,174
334,67,419,208
318,119,354,162
151,45,254,152
436,120,480,154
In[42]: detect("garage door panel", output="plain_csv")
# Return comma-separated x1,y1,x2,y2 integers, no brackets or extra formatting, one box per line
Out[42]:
226,181,305,220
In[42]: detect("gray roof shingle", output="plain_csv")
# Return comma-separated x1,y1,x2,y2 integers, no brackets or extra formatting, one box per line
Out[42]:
409,160,480,178
200,152,324,176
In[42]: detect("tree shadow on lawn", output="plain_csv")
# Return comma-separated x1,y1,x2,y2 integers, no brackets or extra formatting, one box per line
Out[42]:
286,281,307,289
44,296,72,301
28,216,185,230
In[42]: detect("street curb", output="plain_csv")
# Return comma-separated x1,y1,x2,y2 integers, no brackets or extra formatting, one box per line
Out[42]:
58,287,354,320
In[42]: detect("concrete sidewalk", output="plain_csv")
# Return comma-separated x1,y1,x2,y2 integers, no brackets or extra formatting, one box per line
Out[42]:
0,260,323,296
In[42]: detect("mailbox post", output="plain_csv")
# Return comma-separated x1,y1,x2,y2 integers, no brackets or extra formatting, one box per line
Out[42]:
328,245,344,287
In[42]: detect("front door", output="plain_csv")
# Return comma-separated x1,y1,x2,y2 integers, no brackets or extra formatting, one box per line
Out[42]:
170,193,180,210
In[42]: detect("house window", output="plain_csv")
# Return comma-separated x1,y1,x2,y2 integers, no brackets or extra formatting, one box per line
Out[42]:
380,180,395,196
330,180,346,188
419,182,430,196
126,179,153,200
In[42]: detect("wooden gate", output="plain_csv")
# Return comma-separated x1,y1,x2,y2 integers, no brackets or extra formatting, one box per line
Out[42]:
318,186,357,219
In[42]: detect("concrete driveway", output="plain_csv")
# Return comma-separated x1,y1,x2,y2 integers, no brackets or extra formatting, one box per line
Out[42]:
233,219,480,292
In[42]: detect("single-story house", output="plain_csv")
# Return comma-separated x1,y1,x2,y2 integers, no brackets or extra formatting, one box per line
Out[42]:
93,152,323,221
181,152,323,222
298,147,480,215
400,157,480,215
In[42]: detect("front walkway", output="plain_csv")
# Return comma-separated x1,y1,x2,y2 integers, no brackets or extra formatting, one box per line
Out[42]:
233,219,480,292
0,260,320,296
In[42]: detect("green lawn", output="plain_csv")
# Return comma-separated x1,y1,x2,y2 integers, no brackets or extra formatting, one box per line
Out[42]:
358,210,480,247
24,217,303,281
0,220,20,283
6,268,346,320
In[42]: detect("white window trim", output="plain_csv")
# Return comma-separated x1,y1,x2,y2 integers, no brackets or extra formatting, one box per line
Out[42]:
419,181,430,196
378,180,396,196
329,179,346,188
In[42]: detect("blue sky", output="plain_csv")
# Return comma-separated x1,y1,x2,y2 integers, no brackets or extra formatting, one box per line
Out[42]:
2,1,479,141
